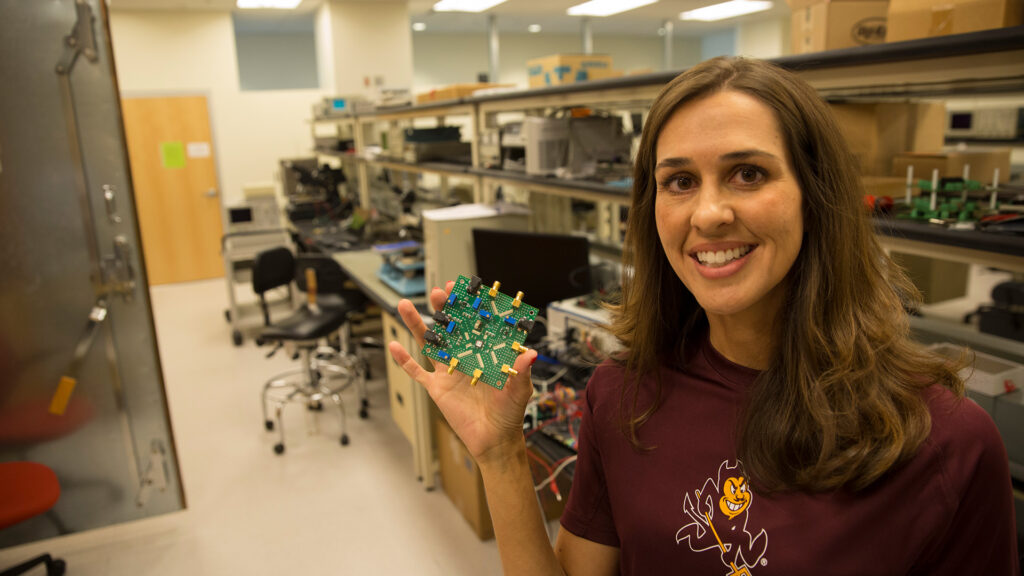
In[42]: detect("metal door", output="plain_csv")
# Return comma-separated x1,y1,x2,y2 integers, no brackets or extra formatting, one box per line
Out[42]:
0,0,185,547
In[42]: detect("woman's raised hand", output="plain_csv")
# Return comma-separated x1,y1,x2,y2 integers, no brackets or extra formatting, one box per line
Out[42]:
388,281,538,464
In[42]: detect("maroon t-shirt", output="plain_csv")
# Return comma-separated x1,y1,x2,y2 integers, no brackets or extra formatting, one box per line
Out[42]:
560,338,1018,575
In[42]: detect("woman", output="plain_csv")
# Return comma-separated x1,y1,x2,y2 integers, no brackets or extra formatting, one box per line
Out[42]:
389,57,1018,575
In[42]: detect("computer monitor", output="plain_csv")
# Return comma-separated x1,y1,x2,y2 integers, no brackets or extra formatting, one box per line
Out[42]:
228,207,253,225
472,229,592,313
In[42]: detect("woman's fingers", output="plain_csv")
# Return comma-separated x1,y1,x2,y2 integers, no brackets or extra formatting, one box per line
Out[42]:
400,281,458,350
429,280,455,313
397,298,427,348
430,287,447,316
508,347,538,400
513,346,537,376
388,341,432,389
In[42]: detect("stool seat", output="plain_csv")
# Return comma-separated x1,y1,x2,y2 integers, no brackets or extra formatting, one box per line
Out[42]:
259,304,347,342
0,462,60,529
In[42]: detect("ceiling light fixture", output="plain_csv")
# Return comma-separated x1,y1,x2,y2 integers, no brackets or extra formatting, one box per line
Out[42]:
567,0,657,17
680,0,773,21
236,0,302,8
412,22,427,31
432,0,508,12
528,24,542,33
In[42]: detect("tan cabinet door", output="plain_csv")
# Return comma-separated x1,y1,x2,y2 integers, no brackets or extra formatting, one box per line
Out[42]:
121,95,224,285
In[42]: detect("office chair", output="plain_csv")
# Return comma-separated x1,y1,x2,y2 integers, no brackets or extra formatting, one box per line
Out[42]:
254,250,369,455
252,247,295,327
0,462,65,576
252,248,375,384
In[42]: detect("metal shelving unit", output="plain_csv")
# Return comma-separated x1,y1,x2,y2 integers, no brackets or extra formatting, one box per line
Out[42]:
310,25,1024,243
308,26,1024,343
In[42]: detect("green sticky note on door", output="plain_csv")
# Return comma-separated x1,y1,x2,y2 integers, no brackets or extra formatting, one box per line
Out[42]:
160,141,185,169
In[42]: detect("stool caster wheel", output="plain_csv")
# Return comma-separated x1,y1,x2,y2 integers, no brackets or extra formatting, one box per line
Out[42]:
48,559,66,576
274,443,285,455
264,420,274,431
359,408,368,419
232,330,243,347
340,434,349,446
308,401,323,411
361,399,369,409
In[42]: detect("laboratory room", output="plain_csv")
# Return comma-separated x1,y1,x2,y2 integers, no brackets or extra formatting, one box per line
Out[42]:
3,0,1024,573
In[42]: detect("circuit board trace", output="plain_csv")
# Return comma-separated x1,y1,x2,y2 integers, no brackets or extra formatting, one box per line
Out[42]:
420,275,537,390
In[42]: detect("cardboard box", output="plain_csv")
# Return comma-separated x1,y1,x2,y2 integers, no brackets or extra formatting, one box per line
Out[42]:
863,176,910,197
890,251,969,304
891,148,1012,182
436,417,494,540
415,83,514,105
887,0,1022,42
586,68,625,82
527,54,614,88
830,101,946,175
789,0,888,54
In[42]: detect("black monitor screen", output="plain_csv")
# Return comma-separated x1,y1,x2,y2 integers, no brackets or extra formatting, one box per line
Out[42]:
472,229,592,312
229,207,253,224
950,112,972,130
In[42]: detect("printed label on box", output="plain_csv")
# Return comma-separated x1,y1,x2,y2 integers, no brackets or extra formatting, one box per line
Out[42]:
852,17,887,43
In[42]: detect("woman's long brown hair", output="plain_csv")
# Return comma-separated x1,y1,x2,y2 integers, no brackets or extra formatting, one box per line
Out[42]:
610,57,964,492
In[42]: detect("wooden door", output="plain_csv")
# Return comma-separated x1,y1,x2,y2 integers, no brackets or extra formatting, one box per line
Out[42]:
121,95,224,285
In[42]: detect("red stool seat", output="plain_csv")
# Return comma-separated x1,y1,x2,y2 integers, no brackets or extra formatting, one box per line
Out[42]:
0,462,60,529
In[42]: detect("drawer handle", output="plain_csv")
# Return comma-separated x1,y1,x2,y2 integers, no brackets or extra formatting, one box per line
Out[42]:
396,392,404,406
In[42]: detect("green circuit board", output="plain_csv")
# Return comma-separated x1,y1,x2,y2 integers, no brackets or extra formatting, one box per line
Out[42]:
420,274,538,390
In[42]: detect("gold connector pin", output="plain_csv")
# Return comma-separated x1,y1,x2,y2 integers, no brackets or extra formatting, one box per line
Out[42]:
447,358,459,375
501,364,519,377
470,369,482,386
512,291,523,308
489,281,501,297
512,341,527,354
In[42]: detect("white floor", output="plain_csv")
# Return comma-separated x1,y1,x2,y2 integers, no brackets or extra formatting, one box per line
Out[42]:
0,279,502,575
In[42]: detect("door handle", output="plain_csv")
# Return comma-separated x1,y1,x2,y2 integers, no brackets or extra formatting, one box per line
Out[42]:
101,235,136,302
103,184,122,223
204,188,218,198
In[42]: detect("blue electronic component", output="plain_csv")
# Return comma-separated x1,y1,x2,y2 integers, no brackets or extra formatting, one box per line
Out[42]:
438,350,451,362
447,293,457,306
504,316,517,326
472,297,481,310
479,310,491,319
446,320,456,334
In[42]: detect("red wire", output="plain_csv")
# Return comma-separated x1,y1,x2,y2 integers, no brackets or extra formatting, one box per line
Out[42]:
526,446,554,474
526,447,561,497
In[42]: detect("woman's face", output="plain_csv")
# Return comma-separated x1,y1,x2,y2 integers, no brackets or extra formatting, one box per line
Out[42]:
654,89,804,326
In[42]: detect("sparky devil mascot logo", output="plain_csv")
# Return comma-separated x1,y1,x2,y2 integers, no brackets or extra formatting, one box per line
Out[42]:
676,460,768,575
